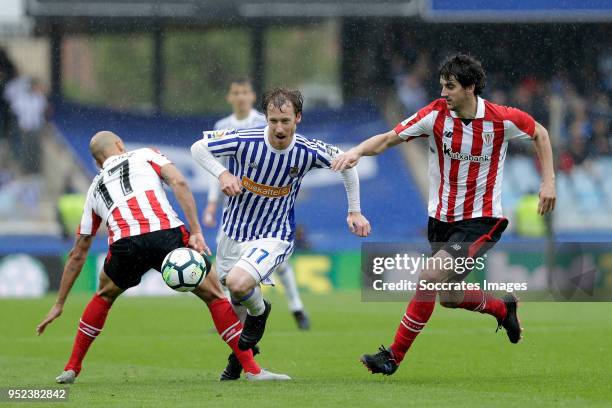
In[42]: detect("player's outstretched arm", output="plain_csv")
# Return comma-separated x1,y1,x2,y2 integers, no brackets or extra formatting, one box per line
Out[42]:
331,130,403,171
160,163,211,256
36,234,93,335
532,122,556,215
339,166,371,237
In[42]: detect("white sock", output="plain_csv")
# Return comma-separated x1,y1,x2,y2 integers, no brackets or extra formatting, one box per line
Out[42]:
275,262,304,312
239,285,266,316
227,290,248,323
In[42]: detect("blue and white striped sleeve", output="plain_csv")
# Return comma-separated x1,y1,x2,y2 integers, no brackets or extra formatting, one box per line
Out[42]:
311,139,341,169
204,129,241,158
191,129,241,179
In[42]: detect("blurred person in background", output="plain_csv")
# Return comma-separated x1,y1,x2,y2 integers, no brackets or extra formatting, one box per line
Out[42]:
0,47,16,151
10,78,49,175
396,73,428,115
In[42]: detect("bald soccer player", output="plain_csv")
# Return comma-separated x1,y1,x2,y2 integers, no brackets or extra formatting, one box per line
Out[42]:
37,131,290,383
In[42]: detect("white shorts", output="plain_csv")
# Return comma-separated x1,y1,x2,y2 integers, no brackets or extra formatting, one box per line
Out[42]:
215,232,294,286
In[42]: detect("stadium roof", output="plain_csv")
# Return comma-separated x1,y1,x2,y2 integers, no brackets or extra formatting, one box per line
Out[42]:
26,0,420,19
26,0,612,31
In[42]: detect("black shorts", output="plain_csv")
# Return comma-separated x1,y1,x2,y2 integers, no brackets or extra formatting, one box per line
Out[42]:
104,226,190,289
427,216,508,259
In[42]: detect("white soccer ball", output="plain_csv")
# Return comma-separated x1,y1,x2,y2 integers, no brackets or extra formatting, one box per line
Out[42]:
161,248,209,292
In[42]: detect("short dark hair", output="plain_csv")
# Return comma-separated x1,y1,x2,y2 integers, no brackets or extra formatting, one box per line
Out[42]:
439,54,486,96
261,88,303,116
228,78,253,88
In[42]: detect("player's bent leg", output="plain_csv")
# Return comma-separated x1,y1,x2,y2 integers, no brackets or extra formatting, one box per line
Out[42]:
438,289,465,308
96,269,125,304
436,273,520,343
192,267,226,304
58,270,124,383
225,267,258,302
191,268,262,379
225,267,271,350
441,289,521,343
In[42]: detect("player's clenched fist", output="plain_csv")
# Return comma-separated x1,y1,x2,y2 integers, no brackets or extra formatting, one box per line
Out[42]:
219,171,242,196
347,212,371,237
331,148,362,171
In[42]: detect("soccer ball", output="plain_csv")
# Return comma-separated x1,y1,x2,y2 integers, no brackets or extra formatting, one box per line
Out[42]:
161,248,209,292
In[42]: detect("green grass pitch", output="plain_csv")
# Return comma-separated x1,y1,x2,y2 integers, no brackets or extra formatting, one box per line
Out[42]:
1,291,611,407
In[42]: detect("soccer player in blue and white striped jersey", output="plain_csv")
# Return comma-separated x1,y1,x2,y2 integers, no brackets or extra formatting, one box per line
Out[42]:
191,88,370,367
204,79,312,334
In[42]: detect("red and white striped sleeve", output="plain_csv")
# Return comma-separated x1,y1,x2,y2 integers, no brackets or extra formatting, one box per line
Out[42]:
142,147,172,178
503,107,536,141
77,181,102,236
393,100,440,142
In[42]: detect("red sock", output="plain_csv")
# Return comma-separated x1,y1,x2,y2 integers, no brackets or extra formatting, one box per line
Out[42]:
207,298,260,375
389,287,437,364
65,294,112,375
457,290,507,321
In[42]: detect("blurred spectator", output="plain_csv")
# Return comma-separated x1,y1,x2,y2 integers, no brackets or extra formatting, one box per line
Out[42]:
598,47,612,93
10,78,49,175
396,73,427,115
568,126,589,167
56,175,85,240
3,74,29,170
489,89,508,106
0,48,16,143
591,118,611,157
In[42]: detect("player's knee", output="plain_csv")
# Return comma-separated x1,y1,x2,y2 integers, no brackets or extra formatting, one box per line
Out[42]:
225,272,254,298
96,286,122,304
419,268,445,284
439,290,462,308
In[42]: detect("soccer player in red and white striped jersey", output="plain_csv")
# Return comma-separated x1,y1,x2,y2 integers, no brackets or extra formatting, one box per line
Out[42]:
332,54,556,375
37,131,289,383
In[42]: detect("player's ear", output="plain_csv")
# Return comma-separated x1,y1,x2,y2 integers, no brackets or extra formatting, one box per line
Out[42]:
465,84,475,95
295,112,302,124
116,140,126,153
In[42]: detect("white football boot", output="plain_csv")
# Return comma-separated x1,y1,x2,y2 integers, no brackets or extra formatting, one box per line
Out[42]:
244,369,291,381
55,370,76,384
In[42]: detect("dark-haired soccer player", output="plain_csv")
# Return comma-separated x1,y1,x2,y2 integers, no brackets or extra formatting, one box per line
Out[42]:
332,54,556,375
